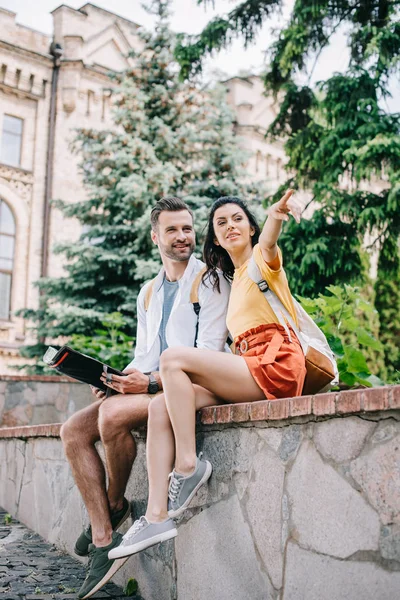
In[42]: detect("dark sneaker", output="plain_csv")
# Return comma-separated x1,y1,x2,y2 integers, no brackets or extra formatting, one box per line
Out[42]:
74,497,131,557
167,455,212,519
108,516,177,560
78,531,128,599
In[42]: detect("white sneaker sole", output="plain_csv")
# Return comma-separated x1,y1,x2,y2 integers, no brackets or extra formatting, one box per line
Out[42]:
81,555,129,599
168,460,212,519
108,528,177,560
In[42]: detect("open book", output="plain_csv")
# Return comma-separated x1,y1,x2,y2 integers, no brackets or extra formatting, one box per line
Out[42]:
43,346,126,392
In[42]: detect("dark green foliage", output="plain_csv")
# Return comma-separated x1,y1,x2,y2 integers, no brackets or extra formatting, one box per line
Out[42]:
374,235,400,382
19,0,258,370
175,1,281,80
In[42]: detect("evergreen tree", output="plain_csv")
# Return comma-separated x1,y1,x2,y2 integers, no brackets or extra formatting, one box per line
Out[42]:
21,0,259,368
374,234,400,381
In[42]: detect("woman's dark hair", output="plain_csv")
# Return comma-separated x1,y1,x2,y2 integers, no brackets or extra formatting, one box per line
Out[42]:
203,196,261,291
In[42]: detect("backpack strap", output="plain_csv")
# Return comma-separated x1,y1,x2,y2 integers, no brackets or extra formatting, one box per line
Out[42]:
247,256,298,344
144,279,156,312
190,267,207,346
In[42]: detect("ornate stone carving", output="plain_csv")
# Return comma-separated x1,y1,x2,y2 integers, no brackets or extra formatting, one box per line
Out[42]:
0,163,33,203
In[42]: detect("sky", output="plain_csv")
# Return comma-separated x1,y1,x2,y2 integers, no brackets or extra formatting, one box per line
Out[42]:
0,0,398,111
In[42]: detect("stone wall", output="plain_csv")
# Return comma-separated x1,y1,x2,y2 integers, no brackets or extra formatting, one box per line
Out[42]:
0,375,91,427
0,386,399,600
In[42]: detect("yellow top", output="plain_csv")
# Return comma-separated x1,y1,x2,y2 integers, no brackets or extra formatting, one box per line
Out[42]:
226,243,298,340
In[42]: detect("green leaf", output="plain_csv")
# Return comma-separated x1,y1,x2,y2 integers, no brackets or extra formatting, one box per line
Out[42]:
344,347,369,374
356,329,383,351
326,335,344,357
339,370,357,387
124,578,138,596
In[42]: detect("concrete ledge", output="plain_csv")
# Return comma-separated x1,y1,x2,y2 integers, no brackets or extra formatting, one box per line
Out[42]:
0,423,62,438
0,385,398,438
201,385,398,424
0,374,78,382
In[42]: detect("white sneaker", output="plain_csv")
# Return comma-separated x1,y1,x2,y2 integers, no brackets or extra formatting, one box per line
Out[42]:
108,516,177,560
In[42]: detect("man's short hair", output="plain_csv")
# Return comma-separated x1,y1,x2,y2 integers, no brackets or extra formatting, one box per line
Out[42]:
150,197,193,231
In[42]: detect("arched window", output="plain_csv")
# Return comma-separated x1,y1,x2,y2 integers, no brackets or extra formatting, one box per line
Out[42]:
0,200,15,320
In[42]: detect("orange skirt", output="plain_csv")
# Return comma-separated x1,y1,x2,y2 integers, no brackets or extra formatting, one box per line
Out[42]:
235,323,306,400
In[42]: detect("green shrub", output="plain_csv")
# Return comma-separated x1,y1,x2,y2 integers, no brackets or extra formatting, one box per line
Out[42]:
298,285,385,388
71,312,134,372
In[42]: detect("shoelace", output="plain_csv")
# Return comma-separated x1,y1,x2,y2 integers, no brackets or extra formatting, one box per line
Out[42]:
122,515,147,544
168,472,183,502
168,453,203,503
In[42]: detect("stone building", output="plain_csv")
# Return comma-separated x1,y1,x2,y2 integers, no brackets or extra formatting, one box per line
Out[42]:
0,3,285,373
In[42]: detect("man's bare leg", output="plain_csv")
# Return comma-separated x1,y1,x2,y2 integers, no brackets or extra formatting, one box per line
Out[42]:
95,393,151,546
60,401,111,542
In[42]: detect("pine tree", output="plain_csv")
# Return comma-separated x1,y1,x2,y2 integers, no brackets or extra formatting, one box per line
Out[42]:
374,235,400,381
20,0,258,369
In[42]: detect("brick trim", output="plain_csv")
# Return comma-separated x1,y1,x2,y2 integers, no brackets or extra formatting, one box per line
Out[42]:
198,385,399,426
0,423,62,438
0,374,80,382
0,385,398,439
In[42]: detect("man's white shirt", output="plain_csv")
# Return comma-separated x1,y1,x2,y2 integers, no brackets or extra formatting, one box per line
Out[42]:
125,254,231,373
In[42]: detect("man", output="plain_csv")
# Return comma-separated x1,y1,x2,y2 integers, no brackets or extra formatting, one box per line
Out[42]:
60,197,230,599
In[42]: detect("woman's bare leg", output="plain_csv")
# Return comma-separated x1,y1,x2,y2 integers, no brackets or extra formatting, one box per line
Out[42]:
160,348,264,475
145,385,219,523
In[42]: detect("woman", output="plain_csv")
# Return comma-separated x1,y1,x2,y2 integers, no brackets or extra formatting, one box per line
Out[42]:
109,189,306,559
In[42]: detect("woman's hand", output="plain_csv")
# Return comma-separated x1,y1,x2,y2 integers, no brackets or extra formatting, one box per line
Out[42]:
267,189,301,224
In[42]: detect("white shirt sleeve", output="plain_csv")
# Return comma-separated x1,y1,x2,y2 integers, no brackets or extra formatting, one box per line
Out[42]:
196,272,230,351
124,284,149,372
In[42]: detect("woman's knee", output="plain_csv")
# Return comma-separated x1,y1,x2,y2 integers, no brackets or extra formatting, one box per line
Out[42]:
159,347,185,374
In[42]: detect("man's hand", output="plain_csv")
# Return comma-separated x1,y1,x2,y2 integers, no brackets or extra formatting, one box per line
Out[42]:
90,385,106,401
100,367,149,395
268,189,301,224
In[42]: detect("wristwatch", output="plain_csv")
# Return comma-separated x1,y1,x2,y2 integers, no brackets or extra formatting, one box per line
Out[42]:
147,373,159,395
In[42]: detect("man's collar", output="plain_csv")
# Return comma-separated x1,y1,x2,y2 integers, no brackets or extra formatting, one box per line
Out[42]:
154,253,198,292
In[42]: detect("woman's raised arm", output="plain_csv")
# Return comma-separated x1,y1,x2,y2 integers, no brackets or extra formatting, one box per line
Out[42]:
259,189,302,264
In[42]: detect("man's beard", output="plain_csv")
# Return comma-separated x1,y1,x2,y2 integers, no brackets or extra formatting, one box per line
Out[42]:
161,241,195,262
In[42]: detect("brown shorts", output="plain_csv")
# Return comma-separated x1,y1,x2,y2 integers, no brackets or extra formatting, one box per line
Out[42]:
234,323,306,400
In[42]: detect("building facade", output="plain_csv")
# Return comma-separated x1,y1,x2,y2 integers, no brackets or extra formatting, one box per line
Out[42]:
0,3,285,373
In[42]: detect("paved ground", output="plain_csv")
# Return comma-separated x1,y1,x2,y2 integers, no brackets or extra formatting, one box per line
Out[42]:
0,508,141,600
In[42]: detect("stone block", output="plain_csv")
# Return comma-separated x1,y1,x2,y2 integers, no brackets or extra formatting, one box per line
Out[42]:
313,416,375,463
379,524,400,562
283,542,400,600
371,421,398,445
287,441,380,557
350,434,400,525
125,438,149,504
32,405,60,425
257,427,283,452
0,439,26,515
245,447,285,588
114,549,174,600
176,495,274,600
279,425,302,462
